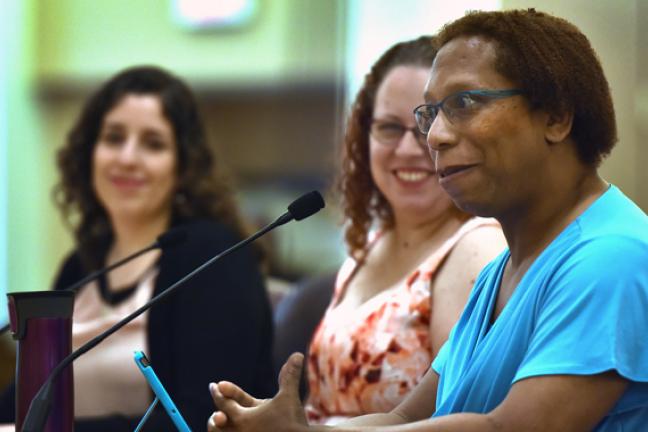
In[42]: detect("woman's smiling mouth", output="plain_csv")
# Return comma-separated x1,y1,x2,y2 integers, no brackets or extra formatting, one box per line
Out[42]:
394,169,434,183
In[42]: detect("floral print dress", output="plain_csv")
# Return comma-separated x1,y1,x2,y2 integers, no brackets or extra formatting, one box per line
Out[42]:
305,218,499,424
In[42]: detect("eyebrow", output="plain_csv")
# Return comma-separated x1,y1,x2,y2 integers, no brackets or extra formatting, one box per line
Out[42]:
101,121,170,137
372,114,405,122
98,122,124,134
423,83,479,104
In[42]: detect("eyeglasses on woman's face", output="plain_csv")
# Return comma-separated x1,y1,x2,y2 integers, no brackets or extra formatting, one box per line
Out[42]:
369,119,428,147
413,89,524,133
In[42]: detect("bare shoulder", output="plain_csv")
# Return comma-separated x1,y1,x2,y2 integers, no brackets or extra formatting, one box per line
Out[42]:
450,223,507,265
435,223,506,291
429,223,506,356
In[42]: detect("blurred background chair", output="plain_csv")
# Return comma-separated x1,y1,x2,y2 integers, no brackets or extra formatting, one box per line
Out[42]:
272,271,337,400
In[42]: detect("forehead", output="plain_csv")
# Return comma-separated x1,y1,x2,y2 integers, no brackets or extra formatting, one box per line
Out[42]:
374,65,429,114
424,36,511,101
104,94,172,130
107,94,163,117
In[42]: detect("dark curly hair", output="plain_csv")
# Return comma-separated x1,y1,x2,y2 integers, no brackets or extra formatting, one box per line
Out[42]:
436,8,617,167
338,36,439,261
54,65,246,271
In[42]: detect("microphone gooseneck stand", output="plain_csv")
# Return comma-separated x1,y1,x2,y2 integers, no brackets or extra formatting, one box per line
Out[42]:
21,191,325,432
0,228,187,337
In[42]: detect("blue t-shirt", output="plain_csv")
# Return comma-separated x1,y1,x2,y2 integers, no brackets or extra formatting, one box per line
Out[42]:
432,186,648,430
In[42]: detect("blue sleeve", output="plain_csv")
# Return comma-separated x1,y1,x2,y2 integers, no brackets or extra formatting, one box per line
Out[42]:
515,235,648,383
432,341,449,375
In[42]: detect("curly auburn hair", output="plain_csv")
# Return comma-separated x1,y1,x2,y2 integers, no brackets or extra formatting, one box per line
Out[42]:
338,36,438,261
436,8,617,167
53,65,246,271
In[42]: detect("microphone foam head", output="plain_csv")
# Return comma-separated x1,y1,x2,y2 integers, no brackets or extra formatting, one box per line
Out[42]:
157,227,188,249
288,191,325,221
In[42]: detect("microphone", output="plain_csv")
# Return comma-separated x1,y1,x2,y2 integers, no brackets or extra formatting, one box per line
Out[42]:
0,227,187,336
21,191,325,432
275,190,326,224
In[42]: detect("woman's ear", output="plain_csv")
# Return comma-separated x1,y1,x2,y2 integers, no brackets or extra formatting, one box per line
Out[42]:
545,110,574,144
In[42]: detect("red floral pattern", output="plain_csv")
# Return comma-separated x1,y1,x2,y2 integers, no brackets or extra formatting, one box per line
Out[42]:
305,218,498,424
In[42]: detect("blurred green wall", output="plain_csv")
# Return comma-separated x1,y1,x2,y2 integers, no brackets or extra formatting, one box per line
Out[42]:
4,0,50,307
37,0,342,84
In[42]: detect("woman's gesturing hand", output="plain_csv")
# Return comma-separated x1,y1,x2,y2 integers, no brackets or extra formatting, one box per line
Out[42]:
208,353,309,432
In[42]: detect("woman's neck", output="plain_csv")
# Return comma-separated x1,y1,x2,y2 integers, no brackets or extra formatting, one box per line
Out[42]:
101,213,171,292
339,206,469,309
502,170,606,269
108,213,171,264
390,207,469,252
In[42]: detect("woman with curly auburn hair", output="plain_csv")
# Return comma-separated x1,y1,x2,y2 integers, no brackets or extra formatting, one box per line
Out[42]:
302,36,505,424
0,65,275,431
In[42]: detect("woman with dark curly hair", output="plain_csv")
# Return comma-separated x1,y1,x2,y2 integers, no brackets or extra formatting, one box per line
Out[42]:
0,65,275,431
301,36,505,425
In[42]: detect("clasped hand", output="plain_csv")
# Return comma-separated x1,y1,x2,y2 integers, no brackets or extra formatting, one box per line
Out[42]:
208,353,309,432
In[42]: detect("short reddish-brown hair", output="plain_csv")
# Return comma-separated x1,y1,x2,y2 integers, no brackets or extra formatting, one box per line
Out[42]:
436,9,617,167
